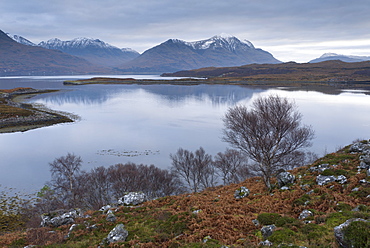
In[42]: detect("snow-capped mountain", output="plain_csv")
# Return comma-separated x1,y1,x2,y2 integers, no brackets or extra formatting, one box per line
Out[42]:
0,30,103,76
186,34,255,51
118,34,280,73
38,37,139,67
6,33,36,46
309,53,370,63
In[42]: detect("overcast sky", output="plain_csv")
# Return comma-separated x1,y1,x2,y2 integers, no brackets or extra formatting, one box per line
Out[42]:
1,0,370,62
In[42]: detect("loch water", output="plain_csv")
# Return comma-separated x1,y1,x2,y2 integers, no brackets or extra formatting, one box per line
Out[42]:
1,75,370,192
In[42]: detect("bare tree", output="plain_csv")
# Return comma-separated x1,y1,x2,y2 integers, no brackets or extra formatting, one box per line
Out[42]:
214,149,250,185
49,153,82,207
223,95,314,190
170,147,215,193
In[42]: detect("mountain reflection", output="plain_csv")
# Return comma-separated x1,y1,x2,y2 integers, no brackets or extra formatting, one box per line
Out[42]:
34,84,264,107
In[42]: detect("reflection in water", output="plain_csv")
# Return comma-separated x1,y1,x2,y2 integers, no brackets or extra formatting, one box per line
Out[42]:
0,80,370,193
33,84,262,107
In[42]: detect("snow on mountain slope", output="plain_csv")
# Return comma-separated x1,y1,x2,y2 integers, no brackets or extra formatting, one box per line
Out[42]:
186,34,255,51
6,33,36,46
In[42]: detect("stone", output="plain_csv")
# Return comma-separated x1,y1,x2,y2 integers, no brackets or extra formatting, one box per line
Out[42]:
102,224,129,245
41,209,82,228
298,210,313,220
99,205,112,213
309,163,330,173
280,186,290,190
349,141,370,153
252,219,260,226
234,186,250,199
316,175,347,185
106,212,117,222
334,218,369,248
336,175,347,184
118,192,147,206
261,225,276,239
276,171,295,188
316,175,336,185
260,240,273,246
66,223,78,238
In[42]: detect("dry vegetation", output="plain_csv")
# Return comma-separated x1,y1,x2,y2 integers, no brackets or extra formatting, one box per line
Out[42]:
0,143,369,247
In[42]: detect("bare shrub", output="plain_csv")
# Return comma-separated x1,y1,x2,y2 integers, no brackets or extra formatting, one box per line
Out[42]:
223,95,314,190
170,147,216,192
214,149,250,185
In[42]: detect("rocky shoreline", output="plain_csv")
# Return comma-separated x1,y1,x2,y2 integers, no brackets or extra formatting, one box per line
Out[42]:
0,88,75,133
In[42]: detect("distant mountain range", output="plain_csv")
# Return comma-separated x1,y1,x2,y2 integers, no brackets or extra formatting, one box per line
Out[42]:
4,32,282,74
6,33,139,67
117,34,281,73
0,30,105,76
38,38,139,67
310,53,370,63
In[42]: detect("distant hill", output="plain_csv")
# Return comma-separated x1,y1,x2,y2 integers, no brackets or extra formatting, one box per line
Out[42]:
38,38,140,67
117,34,281,73
310,53,370,63
0,30,104,76
163,60,370,83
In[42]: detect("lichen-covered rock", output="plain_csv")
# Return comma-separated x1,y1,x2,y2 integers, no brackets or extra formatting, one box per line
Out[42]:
298,210,313,220
41,209,82,227
334,218,370,248
316,175,336,185
234,186,250,199
276,171,295,188
309,163,330,173
118,192,147,206
101,223,128,245
349,141,370,153
106,210,117,222
99,205,112,213
259,239,273,246
316,175,347,185
261,225,276,239
359,154,370,169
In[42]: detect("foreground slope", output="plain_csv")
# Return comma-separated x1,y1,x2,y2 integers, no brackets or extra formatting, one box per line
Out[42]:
1,140,369,247
0,30,104,76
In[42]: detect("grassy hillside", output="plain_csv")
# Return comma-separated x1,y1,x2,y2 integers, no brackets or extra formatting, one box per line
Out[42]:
1,141,369,247
163,60,370,86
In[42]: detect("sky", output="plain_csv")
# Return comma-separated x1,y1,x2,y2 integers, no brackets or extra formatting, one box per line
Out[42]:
1,0,370,63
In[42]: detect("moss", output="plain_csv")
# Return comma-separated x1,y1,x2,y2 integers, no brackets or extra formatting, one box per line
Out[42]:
335,203,352,212
350,186,370,198
268,228,298,244
257,213,281,225
275,216,303,229
293,194,311,206
320,169,348,176
342,220,370,248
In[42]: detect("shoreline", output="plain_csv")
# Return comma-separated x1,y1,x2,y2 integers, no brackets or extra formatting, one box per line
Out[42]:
0,88,76,133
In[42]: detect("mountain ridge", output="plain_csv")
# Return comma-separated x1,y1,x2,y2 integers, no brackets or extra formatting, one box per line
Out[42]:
0,30,105,76
310,53,370,63
117,35,281,73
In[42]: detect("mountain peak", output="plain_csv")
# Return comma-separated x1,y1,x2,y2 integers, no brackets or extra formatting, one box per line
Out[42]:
321,53,340,58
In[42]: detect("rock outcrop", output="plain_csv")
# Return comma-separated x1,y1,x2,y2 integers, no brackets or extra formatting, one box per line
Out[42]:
276,171,295,188
101,224,129,245
41,209,82,228
118,192,148,206
234,186,250,199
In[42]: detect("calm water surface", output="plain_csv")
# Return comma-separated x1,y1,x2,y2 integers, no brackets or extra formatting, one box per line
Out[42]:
0,75,370,192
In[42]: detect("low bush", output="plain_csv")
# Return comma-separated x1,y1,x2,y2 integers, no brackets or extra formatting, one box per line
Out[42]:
342,220,370,248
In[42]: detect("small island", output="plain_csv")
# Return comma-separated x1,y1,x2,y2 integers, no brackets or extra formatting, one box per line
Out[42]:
0,88,74,133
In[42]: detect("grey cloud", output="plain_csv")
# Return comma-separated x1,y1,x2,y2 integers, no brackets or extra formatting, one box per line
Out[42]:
1,0,370,62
